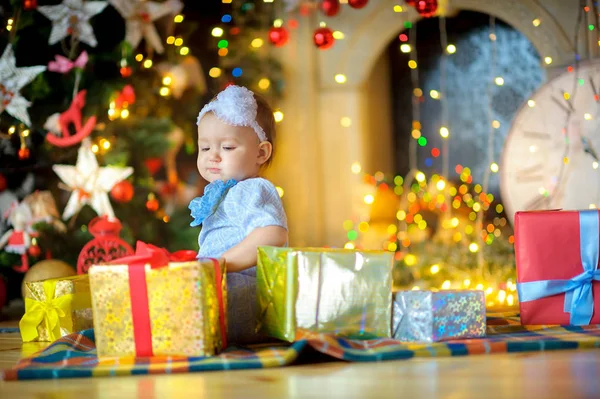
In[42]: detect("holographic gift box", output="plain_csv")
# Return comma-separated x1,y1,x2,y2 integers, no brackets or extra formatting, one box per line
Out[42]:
516,210,600,325
257,246,393,342
392,290,486,342
20,275,93,343
89,242,227,357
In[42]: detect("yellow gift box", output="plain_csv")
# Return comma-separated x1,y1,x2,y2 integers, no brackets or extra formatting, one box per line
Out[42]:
88,245,227,358
20,275,93,343
257,246,393,342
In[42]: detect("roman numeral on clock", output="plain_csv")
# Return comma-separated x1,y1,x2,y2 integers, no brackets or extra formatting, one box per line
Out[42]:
515,163,544,183
552,95,574,113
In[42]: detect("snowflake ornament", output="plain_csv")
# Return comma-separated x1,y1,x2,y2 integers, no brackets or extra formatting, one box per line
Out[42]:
109,0,183,54
0,45,46,127
38,0,108,47
53,140,133,220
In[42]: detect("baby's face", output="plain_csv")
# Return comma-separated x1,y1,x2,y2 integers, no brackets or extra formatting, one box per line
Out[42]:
197,113,262,183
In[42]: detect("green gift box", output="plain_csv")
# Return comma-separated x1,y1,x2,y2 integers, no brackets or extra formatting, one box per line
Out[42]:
257,246,393,342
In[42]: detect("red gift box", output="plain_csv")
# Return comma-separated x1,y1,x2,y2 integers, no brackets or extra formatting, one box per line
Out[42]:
515,210,600,325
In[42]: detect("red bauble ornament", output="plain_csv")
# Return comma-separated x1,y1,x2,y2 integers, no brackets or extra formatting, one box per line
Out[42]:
144,157,163,175
146,198,159,212
415,0,438,17
321,0,340,17
348,0,369,9
18,146,30,160
0,174,6,192
313,27,335,50
23,0,37,10
268,26,289,47
28,244,41,258
120,66,132,78
110,180,134,203
77,216,134,274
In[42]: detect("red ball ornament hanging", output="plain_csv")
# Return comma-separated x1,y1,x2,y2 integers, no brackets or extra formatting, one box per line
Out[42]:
268,26,289,47
415,0,438,17
348,0,369,9
110,180,134,203
18,146,30,160
77,216,134,274
313,27,335,50
146,197,159,212
321,0,340,17
0,173,6,192
28,243,41,258
23,0,37,10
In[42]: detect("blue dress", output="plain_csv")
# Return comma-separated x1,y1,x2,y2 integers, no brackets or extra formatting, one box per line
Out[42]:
189,178,288,344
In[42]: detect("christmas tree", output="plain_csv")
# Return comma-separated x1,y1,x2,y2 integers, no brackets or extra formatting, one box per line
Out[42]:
0,0,222,303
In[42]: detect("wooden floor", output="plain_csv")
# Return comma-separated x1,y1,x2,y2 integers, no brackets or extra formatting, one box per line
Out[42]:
0,322,599,398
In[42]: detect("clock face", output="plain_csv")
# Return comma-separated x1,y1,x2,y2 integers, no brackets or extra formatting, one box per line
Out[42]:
501,60,600,223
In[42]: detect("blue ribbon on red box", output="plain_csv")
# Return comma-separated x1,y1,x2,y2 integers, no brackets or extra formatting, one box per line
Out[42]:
517,210,600,325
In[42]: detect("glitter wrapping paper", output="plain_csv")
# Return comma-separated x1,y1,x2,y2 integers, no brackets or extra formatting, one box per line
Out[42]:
392,290,486,342
515,210,600,325
257,246,393,342
89,259,227,357
21,275,93,342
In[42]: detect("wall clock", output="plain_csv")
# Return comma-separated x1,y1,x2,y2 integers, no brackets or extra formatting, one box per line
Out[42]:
501,60,600,223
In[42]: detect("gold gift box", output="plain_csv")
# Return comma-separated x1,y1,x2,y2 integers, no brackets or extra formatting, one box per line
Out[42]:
20,275,93,343
88,259,227,357
257,246,393,342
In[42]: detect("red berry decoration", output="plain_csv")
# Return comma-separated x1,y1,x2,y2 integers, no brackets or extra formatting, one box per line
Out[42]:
110,180,134,203
348,0,369,9
77,216,134,274
268,26,289,47
321,0,340,17
0,173,6,192
415,0,438,17
313,27,335,50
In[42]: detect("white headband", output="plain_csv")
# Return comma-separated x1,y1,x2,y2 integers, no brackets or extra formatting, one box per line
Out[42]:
196,85,268,142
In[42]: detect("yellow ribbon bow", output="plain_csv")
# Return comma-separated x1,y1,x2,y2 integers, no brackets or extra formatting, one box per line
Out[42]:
19,279,75,342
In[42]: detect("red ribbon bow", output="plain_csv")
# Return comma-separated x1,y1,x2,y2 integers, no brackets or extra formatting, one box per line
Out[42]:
111,242,227,356
48,51,88,74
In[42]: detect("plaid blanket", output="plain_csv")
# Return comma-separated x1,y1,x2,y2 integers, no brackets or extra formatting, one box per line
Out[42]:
4,317,600,380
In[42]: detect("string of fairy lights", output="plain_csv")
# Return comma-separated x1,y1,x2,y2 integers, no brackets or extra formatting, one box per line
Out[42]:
340,1,600,308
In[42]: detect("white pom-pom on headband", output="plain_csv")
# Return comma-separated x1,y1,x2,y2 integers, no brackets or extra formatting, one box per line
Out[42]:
196,85,268,142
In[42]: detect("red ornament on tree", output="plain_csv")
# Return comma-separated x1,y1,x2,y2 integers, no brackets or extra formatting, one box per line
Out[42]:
268,26,289,47
110,180,134,203
0,173,6,192
146,197,159,212
415,0,438,17
348,0,369,9
144,157,163,175
313,27,335,50
23,0,37,10
18,146,30,160
28,243,41,258
321,0,340,17
77,216,134,274
120,66,132,78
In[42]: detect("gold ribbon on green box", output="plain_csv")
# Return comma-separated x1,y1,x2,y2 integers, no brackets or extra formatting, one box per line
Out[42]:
19,275,93,343
257,247,393,342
